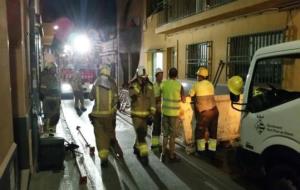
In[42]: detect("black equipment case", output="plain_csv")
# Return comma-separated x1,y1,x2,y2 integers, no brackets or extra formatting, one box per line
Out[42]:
38,137,65,171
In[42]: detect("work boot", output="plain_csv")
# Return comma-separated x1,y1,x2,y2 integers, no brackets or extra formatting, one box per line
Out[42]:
48,128,55,137
133,146,139,155
151,145,161,154
81,107,87,112
76,108,83,116
169,154,181,163
113,142,123,160
185,144,195,155
160,153,166,163
101,160,108,168
139,155,149,166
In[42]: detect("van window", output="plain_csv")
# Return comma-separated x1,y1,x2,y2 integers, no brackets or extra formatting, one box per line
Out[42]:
247,54,300,113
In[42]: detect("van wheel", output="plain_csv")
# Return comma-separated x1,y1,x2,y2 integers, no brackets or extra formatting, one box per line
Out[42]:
267,164,300,190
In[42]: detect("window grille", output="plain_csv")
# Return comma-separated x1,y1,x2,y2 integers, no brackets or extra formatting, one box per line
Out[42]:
227,30,285,84
186,41,212,79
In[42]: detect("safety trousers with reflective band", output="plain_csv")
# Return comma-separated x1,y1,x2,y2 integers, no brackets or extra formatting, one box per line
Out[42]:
138,143,148,157
99,149,109,160
195,106,219,151
92,115,116,161
131,111,150,117
151,136,160,147
196,138,217,151
197,139,206,151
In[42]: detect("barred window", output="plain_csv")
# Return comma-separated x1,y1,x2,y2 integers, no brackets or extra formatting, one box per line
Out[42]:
227,30,285,84
186,41,212,79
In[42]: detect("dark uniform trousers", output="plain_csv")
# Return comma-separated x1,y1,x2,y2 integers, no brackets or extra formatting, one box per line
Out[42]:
195,106,219,141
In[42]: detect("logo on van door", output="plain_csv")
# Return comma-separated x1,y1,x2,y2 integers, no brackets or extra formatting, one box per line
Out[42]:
255,115,265,135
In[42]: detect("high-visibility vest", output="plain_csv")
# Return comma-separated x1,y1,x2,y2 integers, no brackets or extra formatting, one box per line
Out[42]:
161,79,182,116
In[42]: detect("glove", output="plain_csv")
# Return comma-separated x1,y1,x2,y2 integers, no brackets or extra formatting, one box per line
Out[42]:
146,115,153,126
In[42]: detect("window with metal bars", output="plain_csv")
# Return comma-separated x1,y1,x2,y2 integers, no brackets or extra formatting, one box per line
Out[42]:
186,41,212,79
227,30,285,84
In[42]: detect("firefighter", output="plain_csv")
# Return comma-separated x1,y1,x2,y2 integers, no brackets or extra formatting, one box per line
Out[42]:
70,67,86,115
189,67,219,157
40,62,61,136
129,66,156,165
160,67,184,162
89,64,123,167
151,68,163,153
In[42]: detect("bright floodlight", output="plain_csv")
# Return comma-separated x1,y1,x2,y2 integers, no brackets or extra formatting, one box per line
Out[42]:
63,44,72,53
72,34,91,54
53,25,59,30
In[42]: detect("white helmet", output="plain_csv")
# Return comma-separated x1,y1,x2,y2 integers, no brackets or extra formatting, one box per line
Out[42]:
155,68,163,75
136,65,146,77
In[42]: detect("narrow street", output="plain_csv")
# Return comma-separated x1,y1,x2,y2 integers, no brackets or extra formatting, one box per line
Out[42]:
29,100,261,190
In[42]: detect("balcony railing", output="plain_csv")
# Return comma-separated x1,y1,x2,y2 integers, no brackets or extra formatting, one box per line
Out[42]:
157,0,235,26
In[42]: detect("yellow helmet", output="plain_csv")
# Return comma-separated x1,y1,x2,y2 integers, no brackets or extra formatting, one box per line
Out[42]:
227,76,243,95
99,65,111,76
196,67,208,77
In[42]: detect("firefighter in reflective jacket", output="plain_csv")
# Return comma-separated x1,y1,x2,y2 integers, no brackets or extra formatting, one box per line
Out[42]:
70,68,86,115
89,64,123,167
129,66,155,165
160,67,184,162
189,67,219,156
40,62,61,136
151,68,163,152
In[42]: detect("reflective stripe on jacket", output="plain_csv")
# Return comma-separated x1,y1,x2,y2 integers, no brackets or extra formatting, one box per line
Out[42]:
89,75,118,117
161,79,182,116
129,79,156,117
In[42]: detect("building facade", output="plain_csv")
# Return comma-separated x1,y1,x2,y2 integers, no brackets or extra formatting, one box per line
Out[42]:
142,0,300,89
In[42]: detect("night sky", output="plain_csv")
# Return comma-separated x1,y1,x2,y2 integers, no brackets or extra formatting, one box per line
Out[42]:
41,0,116,30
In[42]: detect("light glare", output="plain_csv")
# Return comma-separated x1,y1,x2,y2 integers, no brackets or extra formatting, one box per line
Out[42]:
72,34,91,54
